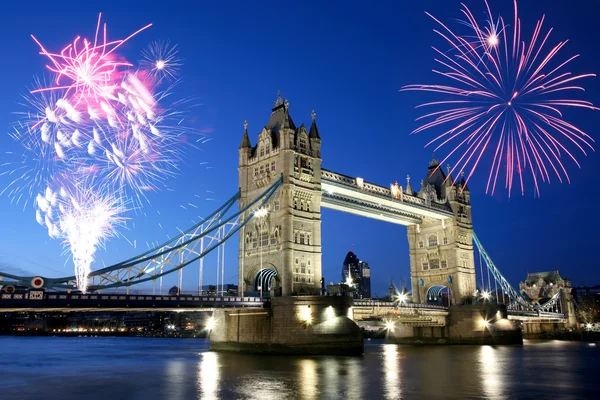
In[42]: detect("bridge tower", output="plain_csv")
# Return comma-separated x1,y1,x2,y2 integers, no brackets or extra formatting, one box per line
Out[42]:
238,93,322,296
407,159,477,305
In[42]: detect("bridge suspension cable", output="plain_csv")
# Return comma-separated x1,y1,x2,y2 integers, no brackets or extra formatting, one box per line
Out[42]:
0,176,283,292
473,232,563,312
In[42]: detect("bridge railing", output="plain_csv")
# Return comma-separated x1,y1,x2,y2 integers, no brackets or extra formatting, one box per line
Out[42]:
0,292,269,308
353,300,448,311
507,310,565,319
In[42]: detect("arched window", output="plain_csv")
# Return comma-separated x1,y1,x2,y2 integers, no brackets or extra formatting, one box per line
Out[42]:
418,241,424,248
428,235,438,247
299,233,305,244
443,237,448,245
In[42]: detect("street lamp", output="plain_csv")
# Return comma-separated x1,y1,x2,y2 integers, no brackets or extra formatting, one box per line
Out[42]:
254,207,269,301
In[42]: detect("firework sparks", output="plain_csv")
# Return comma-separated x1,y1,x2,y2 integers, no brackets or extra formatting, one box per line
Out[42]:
402,0,598,196
5,14,189,291
140,40,182,81
36,183,126,292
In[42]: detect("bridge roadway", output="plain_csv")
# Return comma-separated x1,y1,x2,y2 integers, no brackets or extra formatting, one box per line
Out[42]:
0,291,268,312
352,300,566,326
0,293,566,324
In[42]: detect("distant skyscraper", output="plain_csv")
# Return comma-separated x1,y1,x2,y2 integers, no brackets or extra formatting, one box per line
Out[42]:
342,251,371,299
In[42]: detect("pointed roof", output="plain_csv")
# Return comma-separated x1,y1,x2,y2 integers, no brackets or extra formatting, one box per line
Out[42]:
444,164,454,186
309,109,320,139
421,156,447,198
266,92,296,133
405,175,413,195
239,120,251,149
456,171,469,192
524,270,563,285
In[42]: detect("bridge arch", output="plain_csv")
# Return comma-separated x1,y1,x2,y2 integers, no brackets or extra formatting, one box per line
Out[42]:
426,285,452,307
246,263,280,295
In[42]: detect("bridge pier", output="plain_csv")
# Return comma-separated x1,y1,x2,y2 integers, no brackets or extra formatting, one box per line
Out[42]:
209,296,364,355
386,304,522,345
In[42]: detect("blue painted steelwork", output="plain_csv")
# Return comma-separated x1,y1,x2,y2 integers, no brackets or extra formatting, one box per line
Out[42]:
473,232,563,312
0,176,283,292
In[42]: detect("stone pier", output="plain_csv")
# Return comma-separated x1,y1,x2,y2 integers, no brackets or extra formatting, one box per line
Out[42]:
387,304,523,345
209,296,364,355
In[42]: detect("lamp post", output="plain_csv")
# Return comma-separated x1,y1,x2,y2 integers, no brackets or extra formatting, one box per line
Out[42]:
254,207,269,301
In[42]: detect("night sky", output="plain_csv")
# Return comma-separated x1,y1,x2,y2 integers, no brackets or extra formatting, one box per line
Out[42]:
0,0,599,297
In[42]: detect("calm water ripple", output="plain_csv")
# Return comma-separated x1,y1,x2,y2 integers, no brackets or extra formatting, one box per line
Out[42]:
0,337,598,399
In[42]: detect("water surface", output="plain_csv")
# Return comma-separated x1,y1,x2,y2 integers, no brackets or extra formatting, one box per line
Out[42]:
1,337,598,399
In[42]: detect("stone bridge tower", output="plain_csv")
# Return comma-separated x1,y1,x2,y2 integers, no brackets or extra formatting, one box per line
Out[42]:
238,93,322,296
407,159,477,305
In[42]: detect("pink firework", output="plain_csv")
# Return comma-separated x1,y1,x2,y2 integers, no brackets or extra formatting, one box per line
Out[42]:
31,14,152,108
402,0,598,197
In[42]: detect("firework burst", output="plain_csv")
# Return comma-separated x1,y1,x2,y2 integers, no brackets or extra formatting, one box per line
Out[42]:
140,40,182,82
402,0,598,196
4,14,191,291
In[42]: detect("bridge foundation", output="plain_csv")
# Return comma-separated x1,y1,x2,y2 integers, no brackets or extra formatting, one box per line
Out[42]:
387,304,522,345
209,296,364,355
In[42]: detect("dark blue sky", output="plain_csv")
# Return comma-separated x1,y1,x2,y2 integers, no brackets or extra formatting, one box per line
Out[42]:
0,0,599,296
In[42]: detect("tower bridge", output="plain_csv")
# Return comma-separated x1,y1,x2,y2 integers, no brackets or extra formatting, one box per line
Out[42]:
237,92,477,305
0,93,577,352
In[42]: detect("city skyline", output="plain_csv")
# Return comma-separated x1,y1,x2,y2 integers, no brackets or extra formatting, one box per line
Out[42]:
0,0,599,297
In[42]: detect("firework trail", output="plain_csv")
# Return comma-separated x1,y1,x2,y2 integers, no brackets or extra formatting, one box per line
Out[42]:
402,0,598,196
5,14,190,291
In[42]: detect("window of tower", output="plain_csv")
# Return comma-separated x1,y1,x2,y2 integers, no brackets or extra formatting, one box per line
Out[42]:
418,241,424,248
260,165,264,174
260,148,264,157
274,200,280,211
300,138,307,151
301,263,306,274
252,234,257,249
430,259,440,269
441,260,448,269
270,233,277,245
422,262,429,271
260,231,269,247
443,237,448,245
271,162,275,171
254,168,258,177
266,147,270,155
428,235,438,247
299,233,305,244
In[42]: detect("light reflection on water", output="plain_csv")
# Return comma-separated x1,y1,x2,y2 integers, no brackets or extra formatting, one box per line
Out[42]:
0,337,598,399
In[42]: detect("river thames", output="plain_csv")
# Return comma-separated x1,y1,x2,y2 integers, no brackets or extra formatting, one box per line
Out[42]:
1,337,598,399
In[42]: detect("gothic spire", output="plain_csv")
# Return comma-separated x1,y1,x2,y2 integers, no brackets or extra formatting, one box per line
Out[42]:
444,164,454,186
239,120,251,149
309,109,320,139
405,175,413,195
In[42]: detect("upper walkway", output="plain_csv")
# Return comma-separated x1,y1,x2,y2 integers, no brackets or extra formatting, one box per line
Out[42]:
320,169,453,225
